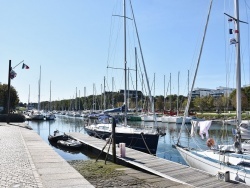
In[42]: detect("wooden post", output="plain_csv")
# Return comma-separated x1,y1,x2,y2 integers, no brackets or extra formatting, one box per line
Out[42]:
7,60,11,124
112,117,116,163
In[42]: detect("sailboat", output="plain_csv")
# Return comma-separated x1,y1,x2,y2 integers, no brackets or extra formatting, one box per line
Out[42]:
84,0,161,155
30,66,44,120
45,80,56,120
175,0,250,185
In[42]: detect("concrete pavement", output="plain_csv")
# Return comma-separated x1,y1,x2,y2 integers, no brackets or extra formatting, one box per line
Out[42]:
0,122,94,188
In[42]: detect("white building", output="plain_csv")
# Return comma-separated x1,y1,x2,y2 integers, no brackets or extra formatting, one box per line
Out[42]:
191,86,234,98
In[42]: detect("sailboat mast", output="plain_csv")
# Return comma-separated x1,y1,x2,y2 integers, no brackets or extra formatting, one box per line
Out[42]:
104,76,106,110
124,0,128,126
28,84,30,110
112,77,114,108
129,0,153,110
79,90,80,110
170,73,171,111
135,47,138,114
38,66,41,111
164,75,166,112
234,0,241,125
177,71,179,116
177,0,213,144
50,80,51,111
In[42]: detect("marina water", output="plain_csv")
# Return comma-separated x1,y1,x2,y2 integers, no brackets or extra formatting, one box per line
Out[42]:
28,115,236,165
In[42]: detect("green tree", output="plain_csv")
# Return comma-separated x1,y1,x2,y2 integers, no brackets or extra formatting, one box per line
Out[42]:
155,95,164,111
0,84,19,113
230,89,248,111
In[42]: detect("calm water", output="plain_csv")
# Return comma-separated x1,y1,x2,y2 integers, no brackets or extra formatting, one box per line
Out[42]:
27,115,236,165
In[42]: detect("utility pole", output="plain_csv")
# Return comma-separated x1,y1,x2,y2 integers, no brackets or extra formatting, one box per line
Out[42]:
7,60,11,124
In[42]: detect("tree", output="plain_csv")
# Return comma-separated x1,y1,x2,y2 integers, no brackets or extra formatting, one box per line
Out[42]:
0,84,19,113
155,95,164,111
230,89,248,111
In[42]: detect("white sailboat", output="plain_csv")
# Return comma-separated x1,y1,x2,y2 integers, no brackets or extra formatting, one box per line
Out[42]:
45,80,56,120
84,0,162,154
30,65,44,120
175,0,250,185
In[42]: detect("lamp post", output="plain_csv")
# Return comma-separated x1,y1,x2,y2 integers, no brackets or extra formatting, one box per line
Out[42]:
6,60,25,124
7,60,11,124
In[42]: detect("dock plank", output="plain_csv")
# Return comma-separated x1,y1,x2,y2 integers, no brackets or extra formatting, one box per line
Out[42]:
67,132,249,187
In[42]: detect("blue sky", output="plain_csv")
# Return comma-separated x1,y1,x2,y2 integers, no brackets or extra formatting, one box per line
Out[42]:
0,0,250,104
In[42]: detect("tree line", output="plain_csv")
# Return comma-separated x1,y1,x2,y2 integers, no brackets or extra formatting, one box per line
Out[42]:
1,83,250,113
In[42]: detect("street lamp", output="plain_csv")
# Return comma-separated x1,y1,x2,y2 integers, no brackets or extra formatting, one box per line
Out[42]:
6,60,26,124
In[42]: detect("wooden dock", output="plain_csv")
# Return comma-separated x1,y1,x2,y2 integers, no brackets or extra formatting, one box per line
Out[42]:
67,132,249,187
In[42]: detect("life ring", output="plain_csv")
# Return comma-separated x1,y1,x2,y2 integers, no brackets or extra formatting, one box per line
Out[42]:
206,138,215,148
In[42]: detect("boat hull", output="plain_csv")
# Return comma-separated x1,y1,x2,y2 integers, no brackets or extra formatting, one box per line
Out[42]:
57,140,83,149
48,134,69,142
30,114,44,120
84,127,159,154
176,145,250,185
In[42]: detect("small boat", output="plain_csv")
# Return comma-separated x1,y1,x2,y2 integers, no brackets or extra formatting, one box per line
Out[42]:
57,139,83,149
45,113,56,120
48,130,69,142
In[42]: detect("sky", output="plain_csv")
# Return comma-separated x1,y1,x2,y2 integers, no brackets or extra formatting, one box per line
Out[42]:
1,0,250,104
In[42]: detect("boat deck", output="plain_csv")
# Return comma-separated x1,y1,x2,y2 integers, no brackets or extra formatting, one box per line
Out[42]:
67,132,249,187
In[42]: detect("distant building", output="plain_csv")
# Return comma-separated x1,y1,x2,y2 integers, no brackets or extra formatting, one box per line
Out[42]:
191,86,234,98
27,103,35,110
212,86,234,98
119,90,144,99
191,88,211,98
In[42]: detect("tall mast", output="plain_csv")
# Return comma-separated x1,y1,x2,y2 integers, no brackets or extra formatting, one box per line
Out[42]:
101,84,102,110
112,77,114,108
234,0,242,154
104,76,106,110
28,84,30,110
38,65,41,111
135,47,138,114
79,90,80,110
49,80,51,111
170,73,171,110
75,87,77,111
177,0,213,144
177,71,180,116
129,0,153,108
234,0,241,125
164,75,166,111
84,86,86,110
92,83,95,112
124,0,128,126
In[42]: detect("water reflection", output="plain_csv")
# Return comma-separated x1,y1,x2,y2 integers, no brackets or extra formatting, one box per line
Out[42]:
27,115,236,165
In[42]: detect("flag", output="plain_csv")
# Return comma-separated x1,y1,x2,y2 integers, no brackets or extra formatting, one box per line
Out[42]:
22,63,29,69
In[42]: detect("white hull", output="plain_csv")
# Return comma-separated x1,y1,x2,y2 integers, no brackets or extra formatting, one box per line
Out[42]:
162,116,185,124
161,116,169,123
30,114,44,120
141,114,162,122
45,114,56,120
239,120,250,140
176,145,250,185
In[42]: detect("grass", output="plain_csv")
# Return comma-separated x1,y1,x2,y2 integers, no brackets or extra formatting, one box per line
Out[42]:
195,111,250,120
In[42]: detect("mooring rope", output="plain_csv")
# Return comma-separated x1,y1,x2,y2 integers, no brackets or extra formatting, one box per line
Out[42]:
140,133,153,155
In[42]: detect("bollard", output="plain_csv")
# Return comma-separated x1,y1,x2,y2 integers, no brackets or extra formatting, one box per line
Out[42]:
119,143,126,157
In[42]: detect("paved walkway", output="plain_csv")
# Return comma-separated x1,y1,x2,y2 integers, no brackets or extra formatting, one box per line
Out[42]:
0,122,94,188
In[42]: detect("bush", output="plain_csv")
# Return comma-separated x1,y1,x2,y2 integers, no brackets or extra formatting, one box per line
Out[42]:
0,114,25,122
